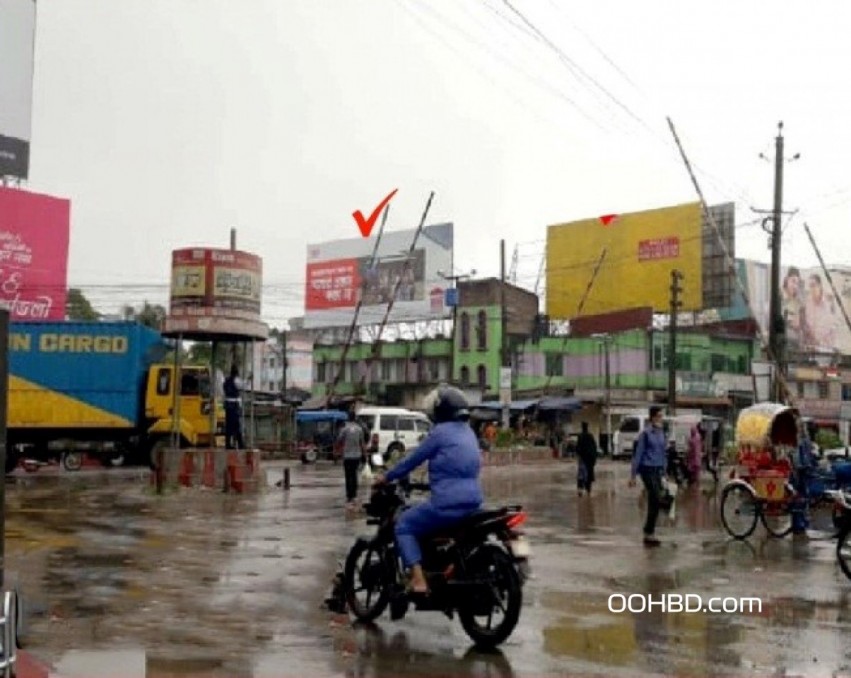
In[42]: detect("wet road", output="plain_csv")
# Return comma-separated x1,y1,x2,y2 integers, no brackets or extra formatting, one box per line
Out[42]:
5,460,851,677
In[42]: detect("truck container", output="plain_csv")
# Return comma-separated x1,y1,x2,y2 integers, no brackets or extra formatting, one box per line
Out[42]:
6,321,223,472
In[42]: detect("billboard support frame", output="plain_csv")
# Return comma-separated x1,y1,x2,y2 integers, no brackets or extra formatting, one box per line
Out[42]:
357,191,435,393
326,204,391,406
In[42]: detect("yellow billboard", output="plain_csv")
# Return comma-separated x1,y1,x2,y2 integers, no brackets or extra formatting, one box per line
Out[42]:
546,202,703,318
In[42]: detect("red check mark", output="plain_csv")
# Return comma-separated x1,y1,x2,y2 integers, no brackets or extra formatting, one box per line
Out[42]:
352,189,398,238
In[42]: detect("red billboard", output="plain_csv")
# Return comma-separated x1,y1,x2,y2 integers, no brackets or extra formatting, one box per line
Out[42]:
305,258,362,310
0,186,70,321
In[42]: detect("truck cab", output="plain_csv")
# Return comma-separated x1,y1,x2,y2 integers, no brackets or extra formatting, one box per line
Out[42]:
144,364,225,451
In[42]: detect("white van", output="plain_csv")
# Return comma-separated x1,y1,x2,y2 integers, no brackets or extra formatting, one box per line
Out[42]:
611,409,702,459
356,406,432,462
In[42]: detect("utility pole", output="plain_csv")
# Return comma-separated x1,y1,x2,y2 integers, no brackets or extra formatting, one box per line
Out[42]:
603,335,611,456
668,270,683,416
769,122,786,402
592,332,612,455
500,239,510,429
439,270,476,385
754,122,798,402
280,329,288,400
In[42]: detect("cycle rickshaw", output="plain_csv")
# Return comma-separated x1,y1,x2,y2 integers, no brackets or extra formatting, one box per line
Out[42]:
720,403,801,539
721,403,851,539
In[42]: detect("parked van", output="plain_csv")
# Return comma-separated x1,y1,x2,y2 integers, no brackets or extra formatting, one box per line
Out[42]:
356,406,432,462
611,408,702,459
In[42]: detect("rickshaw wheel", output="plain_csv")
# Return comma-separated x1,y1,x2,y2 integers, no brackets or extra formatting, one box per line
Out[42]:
836,526,851,581
760,499,793,538
721,483,759,539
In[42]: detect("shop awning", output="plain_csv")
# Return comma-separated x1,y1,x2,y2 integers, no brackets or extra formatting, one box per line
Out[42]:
472,399,540,412
537,396,582,412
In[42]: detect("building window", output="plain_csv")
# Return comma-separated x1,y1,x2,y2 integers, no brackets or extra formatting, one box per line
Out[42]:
460,366,470,387
381,360,392,381
797,382,805,398
477,364,487,389
710,353,726,373
269,357,276,369
818,381,830,399
737,355,748,374
653,345,668,370
460,312,471,351
545,353,563,377
156,368,171,396
843,384,851,401
316,362,326,383
476,310,488,350
675,353,691,371
428,358,440,381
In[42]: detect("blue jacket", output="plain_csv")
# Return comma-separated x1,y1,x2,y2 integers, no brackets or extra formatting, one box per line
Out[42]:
385,421,483,510
631,425,667,479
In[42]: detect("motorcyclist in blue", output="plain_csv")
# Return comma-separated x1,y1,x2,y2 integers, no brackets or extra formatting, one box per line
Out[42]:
373,386,483,594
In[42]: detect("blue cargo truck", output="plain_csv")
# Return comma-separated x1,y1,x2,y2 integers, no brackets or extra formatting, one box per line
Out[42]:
6,321,224,473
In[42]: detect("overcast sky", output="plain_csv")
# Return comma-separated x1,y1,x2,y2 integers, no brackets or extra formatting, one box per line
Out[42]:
24,0,851,327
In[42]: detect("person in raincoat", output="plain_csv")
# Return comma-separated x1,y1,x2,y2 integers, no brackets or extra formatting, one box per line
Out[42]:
373,385,483,594
687,424,703,485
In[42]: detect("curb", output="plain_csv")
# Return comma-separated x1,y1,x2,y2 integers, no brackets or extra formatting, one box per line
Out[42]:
15,650,55,678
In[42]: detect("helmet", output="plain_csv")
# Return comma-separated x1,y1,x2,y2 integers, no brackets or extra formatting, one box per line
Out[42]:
423,385,470,423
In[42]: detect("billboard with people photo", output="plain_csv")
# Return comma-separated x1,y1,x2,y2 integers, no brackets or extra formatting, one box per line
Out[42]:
738,259,851,355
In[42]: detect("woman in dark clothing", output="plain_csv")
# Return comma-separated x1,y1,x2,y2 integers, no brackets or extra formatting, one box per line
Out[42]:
576,421,598,496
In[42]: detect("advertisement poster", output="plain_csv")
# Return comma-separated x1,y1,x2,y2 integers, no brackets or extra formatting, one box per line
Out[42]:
734,259,851,355
0,186,70,321
0,0,36,178
304,223,453,329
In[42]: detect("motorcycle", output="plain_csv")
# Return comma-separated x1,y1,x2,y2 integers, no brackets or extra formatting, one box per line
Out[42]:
666,440,689,487
341,454,530,648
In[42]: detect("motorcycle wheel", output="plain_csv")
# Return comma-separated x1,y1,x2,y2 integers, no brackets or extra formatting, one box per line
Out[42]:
837,526,851,581
344,541,392,622
458,544,522,649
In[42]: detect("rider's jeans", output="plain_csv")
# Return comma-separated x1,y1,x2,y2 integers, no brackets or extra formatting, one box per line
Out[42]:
395,502,478,569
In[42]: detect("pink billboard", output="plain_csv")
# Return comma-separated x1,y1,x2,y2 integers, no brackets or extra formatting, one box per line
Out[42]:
0,186,70,321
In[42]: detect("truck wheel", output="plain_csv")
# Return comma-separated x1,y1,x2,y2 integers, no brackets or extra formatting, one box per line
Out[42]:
5,451,18,475
148,439,170,471
62,452,84,472
105,452,125,468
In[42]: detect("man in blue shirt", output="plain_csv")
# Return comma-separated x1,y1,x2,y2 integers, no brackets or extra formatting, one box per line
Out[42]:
374,386,483,594
629,406,668,546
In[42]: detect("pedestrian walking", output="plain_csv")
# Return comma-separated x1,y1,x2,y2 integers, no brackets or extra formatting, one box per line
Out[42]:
576,421,598,496
629,406,668,546
223,365,245,450
687,424,703,486
338,409,366,507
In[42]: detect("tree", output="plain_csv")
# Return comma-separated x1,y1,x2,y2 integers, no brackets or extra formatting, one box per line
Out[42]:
121,301,167,330
66,288,101,320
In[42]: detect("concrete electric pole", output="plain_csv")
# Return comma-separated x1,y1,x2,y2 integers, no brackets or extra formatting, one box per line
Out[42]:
757,122,798,402
668,270,683,416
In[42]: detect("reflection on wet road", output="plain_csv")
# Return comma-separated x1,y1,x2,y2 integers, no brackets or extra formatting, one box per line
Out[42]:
6,461,851,676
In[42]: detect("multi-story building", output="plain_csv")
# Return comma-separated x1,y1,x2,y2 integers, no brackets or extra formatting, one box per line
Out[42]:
311,278,760,437
251,331,314,397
